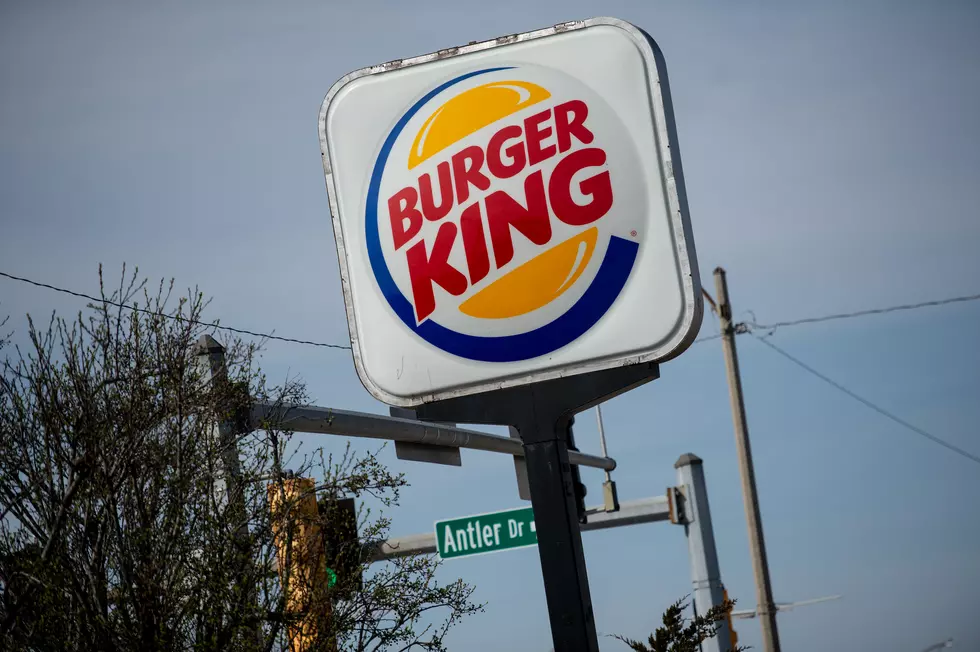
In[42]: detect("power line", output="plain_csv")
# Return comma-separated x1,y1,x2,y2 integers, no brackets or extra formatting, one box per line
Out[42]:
2,268,978,353
749,293,980,333
749,333,980,467
0,270,352,351
0,269,731,348
694,333,723,344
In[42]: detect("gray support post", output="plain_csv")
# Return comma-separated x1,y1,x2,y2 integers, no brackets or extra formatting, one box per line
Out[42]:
195,335,245,512
675,454,731,652
195,336,259,644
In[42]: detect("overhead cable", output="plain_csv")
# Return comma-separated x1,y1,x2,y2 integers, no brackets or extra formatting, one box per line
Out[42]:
750,333,980,467
0,270,352,350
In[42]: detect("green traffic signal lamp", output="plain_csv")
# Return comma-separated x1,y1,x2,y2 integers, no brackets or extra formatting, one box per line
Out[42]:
317,496,362,599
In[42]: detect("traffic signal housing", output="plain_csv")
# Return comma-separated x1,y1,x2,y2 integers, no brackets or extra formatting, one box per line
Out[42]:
268,476,331,652
318,496,362,600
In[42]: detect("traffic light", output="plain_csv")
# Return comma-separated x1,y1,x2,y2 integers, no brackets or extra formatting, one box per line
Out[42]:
565,416,588,524
268,476,331,652
318,496,362,600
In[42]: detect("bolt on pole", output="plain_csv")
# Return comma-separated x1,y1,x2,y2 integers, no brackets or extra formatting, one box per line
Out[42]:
713,267,781,652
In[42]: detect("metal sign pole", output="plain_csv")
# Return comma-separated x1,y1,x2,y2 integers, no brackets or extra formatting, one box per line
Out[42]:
523,421,595,648
415,362,660,652
315,16,701,650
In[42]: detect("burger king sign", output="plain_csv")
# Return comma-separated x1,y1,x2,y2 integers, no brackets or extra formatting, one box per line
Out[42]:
320,17,702,406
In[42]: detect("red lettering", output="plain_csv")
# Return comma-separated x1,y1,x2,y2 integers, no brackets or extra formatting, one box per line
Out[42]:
451,146,491,205
406,222,468,322
419,161,453,222
554,100,594,153
486,125,527,179
485,170,551,268
460,202,490,285
549,148,613,226
388,187,423,250
524,109,556,166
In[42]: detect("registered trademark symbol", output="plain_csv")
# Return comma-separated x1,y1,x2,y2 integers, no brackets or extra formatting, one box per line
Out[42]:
630,230,637,237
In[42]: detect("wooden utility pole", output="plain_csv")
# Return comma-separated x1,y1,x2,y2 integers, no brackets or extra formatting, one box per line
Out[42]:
712,267,781,652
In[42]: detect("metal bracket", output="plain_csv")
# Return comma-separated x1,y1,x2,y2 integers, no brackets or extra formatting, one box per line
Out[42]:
389,407,462,467
510,426,532,501
666,486,686,525
602,480,620,512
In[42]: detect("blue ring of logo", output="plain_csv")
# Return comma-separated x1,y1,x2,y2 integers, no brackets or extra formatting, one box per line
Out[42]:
365,67,638,363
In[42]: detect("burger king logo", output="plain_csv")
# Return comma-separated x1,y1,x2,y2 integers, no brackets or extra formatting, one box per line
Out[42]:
366,65,648,362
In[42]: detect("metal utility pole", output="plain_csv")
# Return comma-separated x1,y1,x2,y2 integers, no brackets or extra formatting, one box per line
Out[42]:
674,454,732,652
195,335,261,647
712,267,781,652
196,335,246,513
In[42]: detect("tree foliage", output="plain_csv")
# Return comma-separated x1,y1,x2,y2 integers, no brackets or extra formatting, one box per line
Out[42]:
613,597,746,652
0,267,481,651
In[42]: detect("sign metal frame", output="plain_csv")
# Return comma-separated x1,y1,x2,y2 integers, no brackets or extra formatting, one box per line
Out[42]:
318,16,701,407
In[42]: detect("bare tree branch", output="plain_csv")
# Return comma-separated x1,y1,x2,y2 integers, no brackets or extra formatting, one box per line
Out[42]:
0,268,480,652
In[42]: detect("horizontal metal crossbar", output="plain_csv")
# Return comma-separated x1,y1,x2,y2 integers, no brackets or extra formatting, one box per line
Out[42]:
365,495,671,561
252,402,616,471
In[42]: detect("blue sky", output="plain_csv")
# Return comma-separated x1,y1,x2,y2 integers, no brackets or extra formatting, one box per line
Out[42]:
2,2,979,650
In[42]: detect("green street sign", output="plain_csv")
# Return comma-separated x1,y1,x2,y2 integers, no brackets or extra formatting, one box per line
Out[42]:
435,506,537,560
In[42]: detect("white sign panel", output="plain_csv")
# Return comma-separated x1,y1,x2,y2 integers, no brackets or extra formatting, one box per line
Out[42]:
319,17,702,406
